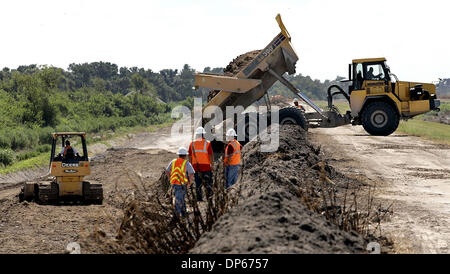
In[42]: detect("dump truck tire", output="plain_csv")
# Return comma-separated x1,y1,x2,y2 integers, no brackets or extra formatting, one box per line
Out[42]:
279,107,308,131
361,101,399,136
83,181,103,205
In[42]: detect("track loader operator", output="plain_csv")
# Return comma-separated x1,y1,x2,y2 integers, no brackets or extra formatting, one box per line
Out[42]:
165,147,195,217
224,129,242,189
189,127,214,202
59,140,79,159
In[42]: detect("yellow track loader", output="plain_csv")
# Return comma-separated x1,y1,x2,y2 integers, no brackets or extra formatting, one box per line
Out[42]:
19,132,103,205
194,14,440,137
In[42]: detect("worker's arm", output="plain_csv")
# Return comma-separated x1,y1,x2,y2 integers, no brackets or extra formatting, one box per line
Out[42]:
186,162,195,187
188,143,193,163
207,142,214,171
188,174,194,187
209,154,214,170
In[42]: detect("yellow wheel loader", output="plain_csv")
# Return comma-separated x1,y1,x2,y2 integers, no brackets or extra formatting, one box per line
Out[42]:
194,14,440,139
19,132,103,205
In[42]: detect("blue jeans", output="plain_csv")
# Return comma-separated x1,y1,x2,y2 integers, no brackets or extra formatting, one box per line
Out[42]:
195,171,213,201
225,165,240,189
173,184,187,216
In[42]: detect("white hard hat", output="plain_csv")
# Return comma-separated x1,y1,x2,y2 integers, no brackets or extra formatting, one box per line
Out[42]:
293,98,299,103
195,127,206,135
226,128,237,137
177,147,188,155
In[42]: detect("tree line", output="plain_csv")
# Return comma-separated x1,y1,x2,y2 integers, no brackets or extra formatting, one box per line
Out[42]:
0,61,339,167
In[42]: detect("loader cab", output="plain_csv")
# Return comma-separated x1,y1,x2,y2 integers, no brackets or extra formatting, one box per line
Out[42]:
50,132,89,163
49,132,91,178
349,58,391,93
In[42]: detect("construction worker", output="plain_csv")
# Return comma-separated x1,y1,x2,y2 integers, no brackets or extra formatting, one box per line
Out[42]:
59,140,79,158
188,127,214,201
293,98,305,112
165,147,195,217
224,129,242,189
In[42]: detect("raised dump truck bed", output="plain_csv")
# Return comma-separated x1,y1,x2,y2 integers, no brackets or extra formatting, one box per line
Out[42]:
195,14,333,131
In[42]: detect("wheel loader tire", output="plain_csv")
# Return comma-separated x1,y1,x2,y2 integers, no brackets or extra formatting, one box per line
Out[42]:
361,101,399,136
278,107,308,131
83,182,103,205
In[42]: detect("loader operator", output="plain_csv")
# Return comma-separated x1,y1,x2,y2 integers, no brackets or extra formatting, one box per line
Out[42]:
188,127,214,202
366,67,382,80
59,140,79,159
165,147,195,217
224,129,242,189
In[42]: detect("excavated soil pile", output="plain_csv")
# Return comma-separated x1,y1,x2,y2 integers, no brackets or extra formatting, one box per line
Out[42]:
207,50,261,102
423,111,450,125
191,125,367,253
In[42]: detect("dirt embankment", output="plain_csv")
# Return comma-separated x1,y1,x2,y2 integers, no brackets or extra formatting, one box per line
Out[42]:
191,126,368,253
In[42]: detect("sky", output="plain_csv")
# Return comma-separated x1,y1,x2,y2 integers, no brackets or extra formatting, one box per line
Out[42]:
0,0,448,83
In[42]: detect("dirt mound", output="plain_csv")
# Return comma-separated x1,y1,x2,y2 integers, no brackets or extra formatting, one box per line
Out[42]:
191,190,364,253
223,50,261,76
270,95,293,107
208,50,261,102
190,126,368,253
422,111,450,125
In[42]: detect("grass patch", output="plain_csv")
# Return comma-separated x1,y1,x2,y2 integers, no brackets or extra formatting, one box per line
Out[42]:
397,119,450,144
0,152,48,175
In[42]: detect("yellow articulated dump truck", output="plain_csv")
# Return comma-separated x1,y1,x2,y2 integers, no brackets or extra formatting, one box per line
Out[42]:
194,14,440,138
19,132,103,205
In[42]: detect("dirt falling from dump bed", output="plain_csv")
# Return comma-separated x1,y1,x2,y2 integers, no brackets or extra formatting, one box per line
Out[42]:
190,126,368,254
207,50,261,102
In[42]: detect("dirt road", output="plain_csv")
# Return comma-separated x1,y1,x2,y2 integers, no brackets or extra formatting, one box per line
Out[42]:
310,125,450,253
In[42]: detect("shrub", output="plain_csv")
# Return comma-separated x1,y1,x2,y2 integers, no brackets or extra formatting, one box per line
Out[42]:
0,148,15,166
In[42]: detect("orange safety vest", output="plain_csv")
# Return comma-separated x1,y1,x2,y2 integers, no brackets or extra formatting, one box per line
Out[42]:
170,158,189,185
224,139,241,166
190,139,211,166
